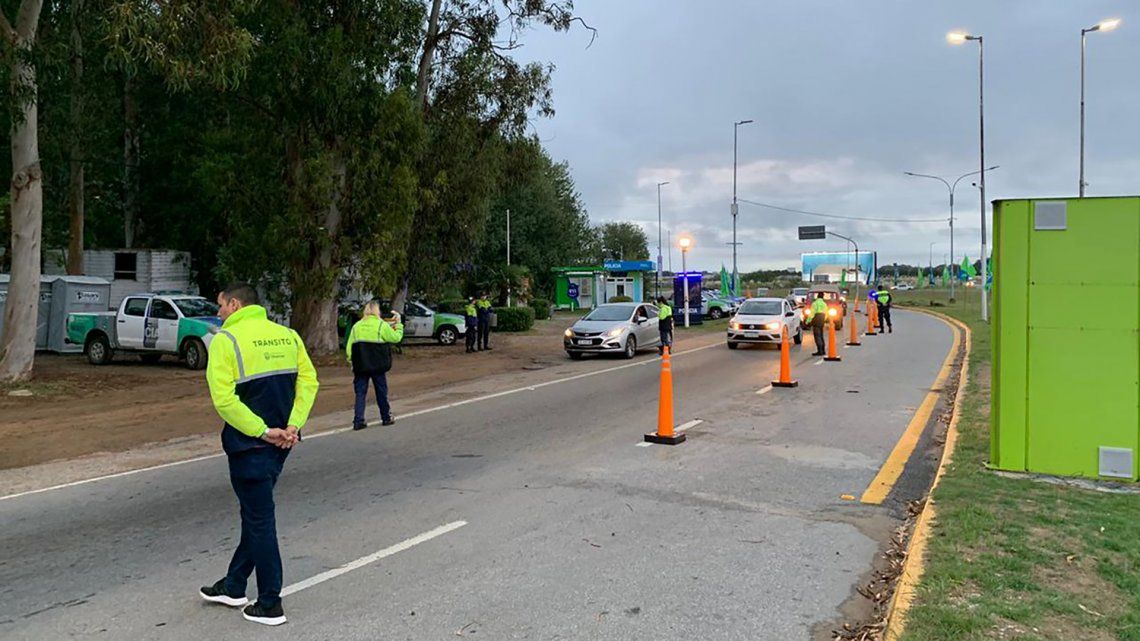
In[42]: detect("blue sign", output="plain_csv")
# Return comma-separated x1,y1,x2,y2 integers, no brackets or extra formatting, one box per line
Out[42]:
672,273,704,325
603,260,655,272
567,283,579,300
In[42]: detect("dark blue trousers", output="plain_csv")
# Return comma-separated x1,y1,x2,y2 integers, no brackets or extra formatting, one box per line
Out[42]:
225,447,290,608
353,370,390,425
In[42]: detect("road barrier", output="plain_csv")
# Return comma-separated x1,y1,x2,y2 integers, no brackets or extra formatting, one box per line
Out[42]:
644,346,686,445
825,317,842,362
847,308,862,346
772,325,799,388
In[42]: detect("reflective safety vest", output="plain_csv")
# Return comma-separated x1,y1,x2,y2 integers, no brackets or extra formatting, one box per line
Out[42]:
877,291,891,306
346,315,404,374
658,304,672,320
807,298,829,323
206,305,319,454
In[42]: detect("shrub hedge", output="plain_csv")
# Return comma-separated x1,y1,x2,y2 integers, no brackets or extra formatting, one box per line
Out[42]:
530,298,552,320
493,306,535,331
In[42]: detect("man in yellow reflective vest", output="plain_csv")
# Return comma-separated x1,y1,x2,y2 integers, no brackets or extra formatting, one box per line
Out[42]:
876,284,893,333
656,296,673,355
806,292,829,356
476,293,493,351
198,283,319,626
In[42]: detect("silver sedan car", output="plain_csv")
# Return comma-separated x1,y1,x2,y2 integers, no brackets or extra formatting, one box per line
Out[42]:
563,303,661,360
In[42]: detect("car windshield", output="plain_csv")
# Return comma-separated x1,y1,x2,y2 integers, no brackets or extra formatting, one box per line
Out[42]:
739,301,782,315
812,291,840,301
583,306,634,322
792,288,809,296
173,298,219,317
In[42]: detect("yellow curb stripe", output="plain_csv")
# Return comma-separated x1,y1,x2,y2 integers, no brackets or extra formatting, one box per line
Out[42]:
859,316,962,505
884,310,972,641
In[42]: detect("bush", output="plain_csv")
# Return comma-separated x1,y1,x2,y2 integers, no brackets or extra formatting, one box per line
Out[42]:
608,295,633,303
437,299,468,315
530,298,552,320
493,306,535,332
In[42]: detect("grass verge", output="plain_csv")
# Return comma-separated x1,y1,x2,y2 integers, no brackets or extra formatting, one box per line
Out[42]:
894,289,1140,641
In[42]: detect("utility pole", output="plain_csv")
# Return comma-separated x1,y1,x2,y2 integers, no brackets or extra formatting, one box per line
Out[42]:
656,181,669,298
732,119,753,296
506,208,511,307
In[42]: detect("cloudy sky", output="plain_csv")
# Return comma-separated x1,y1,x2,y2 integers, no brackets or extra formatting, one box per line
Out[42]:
517,1,1138,272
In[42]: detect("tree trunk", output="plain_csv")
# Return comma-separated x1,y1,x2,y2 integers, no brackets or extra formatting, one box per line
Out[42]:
0,1,45,383
66,0,85,274
122,72,140,248
393,0,443,313
290,142,346,355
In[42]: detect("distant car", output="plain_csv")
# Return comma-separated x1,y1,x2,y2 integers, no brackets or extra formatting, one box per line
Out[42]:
564,303,660,360
727,298,802,349
789,287,810,307
892,283,913,291
700,293,736,320
798,284,846,330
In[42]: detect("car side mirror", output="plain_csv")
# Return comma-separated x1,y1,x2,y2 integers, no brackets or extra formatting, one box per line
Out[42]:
785,311,795,317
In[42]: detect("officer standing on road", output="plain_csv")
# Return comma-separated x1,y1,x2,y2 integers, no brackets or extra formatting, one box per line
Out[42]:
656,296,673,355
346,301,403,430
476,293,493,351
464,297,478,353
199,283,319,627
807,292,829,356
876,284,893,333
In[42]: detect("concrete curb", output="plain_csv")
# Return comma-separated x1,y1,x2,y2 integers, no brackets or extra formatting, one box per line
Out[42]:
883,308,972,641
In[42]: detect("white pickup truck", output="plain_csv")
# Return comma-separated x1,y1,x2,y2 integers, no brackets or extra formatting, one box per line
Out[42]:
66,294,222,369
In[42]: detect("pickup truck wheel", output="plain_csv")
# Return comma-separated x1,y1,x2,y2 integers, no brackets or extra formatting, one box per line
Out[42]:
139,354,162,365
85,335,114,365
708,307,723,320
436,326,458,346
183,338,207,370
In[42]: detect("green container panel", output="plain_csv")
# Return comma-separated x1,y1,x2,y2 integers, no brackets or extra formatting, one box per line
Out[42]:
992,196,1140,481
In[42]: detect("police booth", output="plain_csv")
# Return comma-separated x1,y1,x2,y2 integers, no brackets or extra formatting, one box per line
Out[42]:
672,272,703,325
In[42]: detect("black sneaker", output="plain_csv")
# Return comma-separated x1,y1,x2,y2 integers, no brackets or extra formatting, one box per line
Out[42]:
381,417,395,427
199,579,247,607
242,602,287,626
353,421,368,431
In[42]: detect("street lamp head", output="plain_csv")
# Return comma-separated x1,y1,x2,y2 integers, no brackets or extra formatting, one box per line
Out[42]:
947,31,969,44
657,181,670,187
1098,18,1122,32
736,119,754,126
678,235,693,251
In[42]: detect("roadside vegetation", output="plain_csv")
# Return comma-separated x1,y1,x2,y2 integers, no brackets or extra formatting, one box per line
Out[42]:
895,289,1140,641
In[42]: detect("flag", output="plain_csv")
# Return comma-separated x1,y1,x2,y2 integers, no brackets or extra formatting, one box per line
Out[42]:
719,265,731,299
941,265,949,286
985,257,994,290
839,268,847,287
961,255,977,280
916,267,924,288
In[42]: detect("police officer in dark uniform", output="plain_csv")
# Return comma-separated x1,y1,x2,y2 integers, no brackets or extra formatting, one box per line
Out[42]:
876,284,893,333
476,293,492,351
464,298,478,353
198,283,319,626
808,292,829,356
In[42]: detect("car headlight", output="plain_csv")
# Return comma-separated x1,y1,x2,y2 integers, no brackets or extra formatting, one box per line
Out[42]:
828,308,837,316
729,321,740,330
765,322,780,330
564,328,573,338
607,327,623,337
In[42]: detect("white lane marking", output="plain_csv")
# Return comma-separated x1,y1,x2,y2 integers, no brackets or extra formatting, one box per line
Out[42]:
756,385,773,395
675,419,704,433
1,343,723,502
281,520,467,597
635,442,653,448
814,358,825,365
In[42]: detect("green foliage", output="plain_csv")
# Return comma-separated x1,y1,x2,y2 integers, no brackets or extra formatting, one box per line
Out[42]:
598,221,649,261
530,298,551,320
493,306,534,332
436,299,468,315
608,295,633,303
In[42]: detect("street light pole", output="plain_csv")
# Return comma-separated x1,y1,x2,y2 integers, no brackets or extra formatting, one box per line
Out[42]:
656,181,670,298
506,208,511,307
905,165,998,301
977,35,989,322
679,236,693,328
1081,18,1122,198
732,119,753,296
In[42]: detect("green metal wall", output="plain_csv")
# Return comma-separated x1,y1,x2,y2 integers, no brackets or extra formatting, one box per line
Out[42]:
992,197,1140,481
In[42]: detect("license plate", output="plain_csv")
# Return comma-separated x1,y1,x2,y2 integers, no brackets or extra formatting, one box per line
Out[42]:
576,339,591,346
743,331,760,338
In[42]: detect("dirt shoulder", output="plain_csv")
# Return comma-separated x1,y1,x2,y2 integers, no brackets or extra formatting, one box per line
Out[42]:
0,314,727,476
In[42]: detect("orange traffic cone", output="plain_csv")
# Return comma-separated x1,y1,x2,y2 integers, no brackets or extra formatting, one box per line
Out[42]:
825,317,842,361
866,302,878,336
847,308,861,346
772,325,798,388
645,346,685,445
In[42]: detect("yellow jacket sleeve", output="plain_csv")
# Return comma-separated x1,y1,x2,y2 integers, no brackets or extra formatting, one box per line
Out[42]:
288,330,320,429
380,321,404,343
345,321,357,363
206,335,268,439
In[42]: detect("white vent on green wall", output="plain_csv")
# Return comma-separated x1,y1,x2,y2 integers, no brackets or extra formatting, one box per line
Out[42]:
1034,201,1067,230
1099,446,1134,479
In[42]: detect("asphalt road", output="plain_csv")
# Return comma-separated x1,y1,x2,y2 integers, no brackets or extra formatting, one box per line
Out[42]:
0,309,955,640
